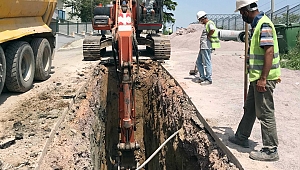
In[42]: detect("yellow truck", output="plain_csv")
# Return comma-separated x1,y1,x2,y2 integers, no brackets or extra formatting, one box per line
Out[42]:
0,0,57,95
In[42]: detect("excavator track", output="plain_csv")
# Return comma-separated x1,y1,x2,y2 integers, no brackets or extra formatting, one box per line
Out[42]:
152,35,171,60
83,36,112,61
137,34,171,60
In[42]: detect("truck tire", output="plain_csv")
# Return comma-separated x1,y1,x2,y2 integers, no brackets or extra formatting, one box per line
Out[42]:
31,38,52,80
0,46,6,95
5,41,35,92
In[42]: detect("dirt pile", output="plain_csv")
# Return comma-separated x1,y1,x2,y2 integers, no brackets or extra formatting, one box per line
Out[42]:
170,23,245,52
171,24,203,50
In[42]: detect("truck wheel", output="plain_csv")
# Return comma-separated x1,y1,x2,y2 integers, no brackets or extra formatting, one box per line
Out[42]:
0,46,6,94
31,38,52,80
5,41,35,92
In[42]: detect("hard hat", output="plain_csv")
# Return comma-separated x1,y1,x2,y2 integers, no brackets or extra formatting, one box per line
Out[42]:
235,0,258,12
196,11,207,20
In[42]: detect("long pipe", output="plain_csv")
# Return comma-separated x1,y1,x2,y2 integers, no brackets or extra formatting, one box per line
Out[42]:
244,23,249,102
136,129,182,170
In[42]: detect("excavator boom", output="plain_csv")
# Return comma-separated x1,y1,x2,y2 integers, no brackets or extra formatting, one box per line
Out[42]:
82,0,171,168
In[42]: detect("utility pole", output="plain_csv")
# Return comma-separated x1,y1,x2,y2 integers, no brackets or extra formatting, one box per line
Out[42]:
271,0,275,21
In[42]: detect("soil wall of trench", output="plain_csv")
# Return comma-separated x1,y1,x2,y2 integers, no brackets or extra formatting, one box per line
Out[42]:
39,61,239,170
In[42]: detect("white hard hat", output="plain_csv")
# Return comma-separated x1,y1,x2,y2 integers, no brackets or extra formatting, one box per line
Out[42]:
196,11,207,20
235,0,258,12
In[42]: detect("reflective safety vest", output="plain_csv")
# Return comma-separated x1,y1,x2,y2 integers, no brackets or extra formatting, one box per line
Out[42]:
249,15,281,82
206,20,220,49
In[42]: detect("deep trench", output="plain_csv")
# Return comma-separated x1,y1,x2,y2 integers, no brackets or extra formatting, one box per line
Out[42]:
88,62,239,170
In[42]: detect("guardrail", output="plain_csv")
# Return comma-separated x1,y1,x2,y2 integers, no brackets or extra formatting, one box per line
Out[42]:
190,3,300,31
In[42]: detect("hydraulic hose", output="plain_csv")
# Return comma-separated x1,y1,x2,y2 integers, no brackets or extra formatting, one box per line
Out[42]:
112,40,120,84
136,128,182,170
132,34,140,73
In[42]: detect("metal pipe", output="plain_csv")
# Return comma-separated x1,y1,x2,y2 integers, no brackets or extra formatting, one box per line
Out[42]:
136,129,182,170
244,23,249,102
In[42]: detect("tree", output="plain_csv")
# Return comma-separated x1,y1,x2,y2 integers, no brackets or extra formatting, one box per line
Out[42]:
162,0,178,34
63,0,111,22
62,0,178,25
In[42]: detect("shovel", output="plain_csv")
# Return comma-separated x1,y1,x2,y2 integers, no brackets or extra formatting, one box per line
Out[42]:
189,65,198,75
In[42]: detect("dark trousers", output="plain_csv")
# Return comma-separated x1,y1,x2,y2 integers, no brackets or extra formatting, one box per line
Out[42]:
236,80,279,148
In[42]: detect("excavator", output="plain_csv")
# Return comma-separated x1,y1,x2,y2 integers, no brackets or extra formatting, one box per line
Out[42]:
83,0,171,169
83,0,171,61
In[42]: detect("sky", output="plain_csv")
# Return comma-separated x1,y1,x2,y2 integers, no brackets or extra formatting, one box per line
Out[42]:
171,0,300,29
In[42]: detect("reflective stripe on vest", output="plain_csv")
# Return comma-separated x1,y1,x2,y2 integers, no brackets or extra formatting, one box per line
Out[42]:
206,20,221,49
248,15,281,82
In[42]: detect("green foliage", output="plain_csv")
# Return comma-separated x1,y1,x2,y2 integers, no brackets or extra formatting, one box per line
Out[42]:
280,37,300,70
63,0,111,22
163,0,177,24
162,0,177,34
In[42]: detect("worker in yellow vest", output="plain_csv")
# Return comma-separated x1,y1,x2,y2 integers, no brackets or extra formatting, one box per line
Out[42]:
195,11,220,85
168,27,173,35
228,0,281,162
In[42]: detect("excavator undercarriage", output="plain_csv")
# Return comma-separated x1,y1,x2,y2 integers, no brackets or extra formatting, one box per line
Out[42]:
83,33,171,61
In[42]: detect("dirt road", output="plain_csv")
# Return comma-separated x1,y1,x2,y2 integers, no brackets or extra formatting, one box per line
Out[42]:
0,42,99,169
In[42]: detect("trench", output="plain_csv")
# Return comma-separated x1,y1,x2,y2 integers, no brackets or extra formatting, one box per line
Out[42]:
86,62,240,170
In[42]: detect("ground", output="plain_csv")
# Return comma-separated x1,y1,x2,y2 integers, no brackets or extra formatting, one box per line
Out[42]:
168,24,300,170
0,24,300,170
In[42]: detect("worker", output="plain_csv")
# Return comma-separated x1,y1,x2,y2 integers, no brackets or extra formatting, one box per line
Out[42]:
228,0,281,162
195,11,220,85
141,0,156,21
168,27,173,35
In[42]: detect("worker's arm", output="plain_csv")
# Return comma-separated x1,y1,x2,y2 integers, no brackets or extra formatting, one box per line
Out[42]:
207,29,215,39
140,0,145,7
207,22,215,40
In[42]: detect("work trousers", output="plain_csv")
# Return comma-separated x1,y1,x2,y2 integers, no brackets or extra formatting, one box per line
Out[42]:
196,49,212,81
236,80,278,148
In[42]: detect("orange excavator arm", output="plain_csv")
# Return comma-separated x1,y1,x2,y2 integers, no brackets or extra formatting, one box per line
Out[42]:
112,0,140,169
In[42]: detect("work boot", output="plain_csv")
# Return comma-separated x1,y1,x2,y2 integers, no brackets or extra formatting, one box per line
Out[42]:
200,80,212,85
228,135,249,148
249,147,279,161
195,78,205,83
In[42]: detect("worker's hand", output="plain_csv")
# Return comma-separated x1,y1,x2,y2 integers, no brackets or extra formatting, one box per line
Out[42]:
256,79,267,92
277,77,281,83
207,35,211,41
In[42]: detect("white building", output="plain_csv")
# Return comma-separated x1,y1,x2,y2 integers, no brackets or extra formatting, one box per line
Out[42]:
56,0,80,22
